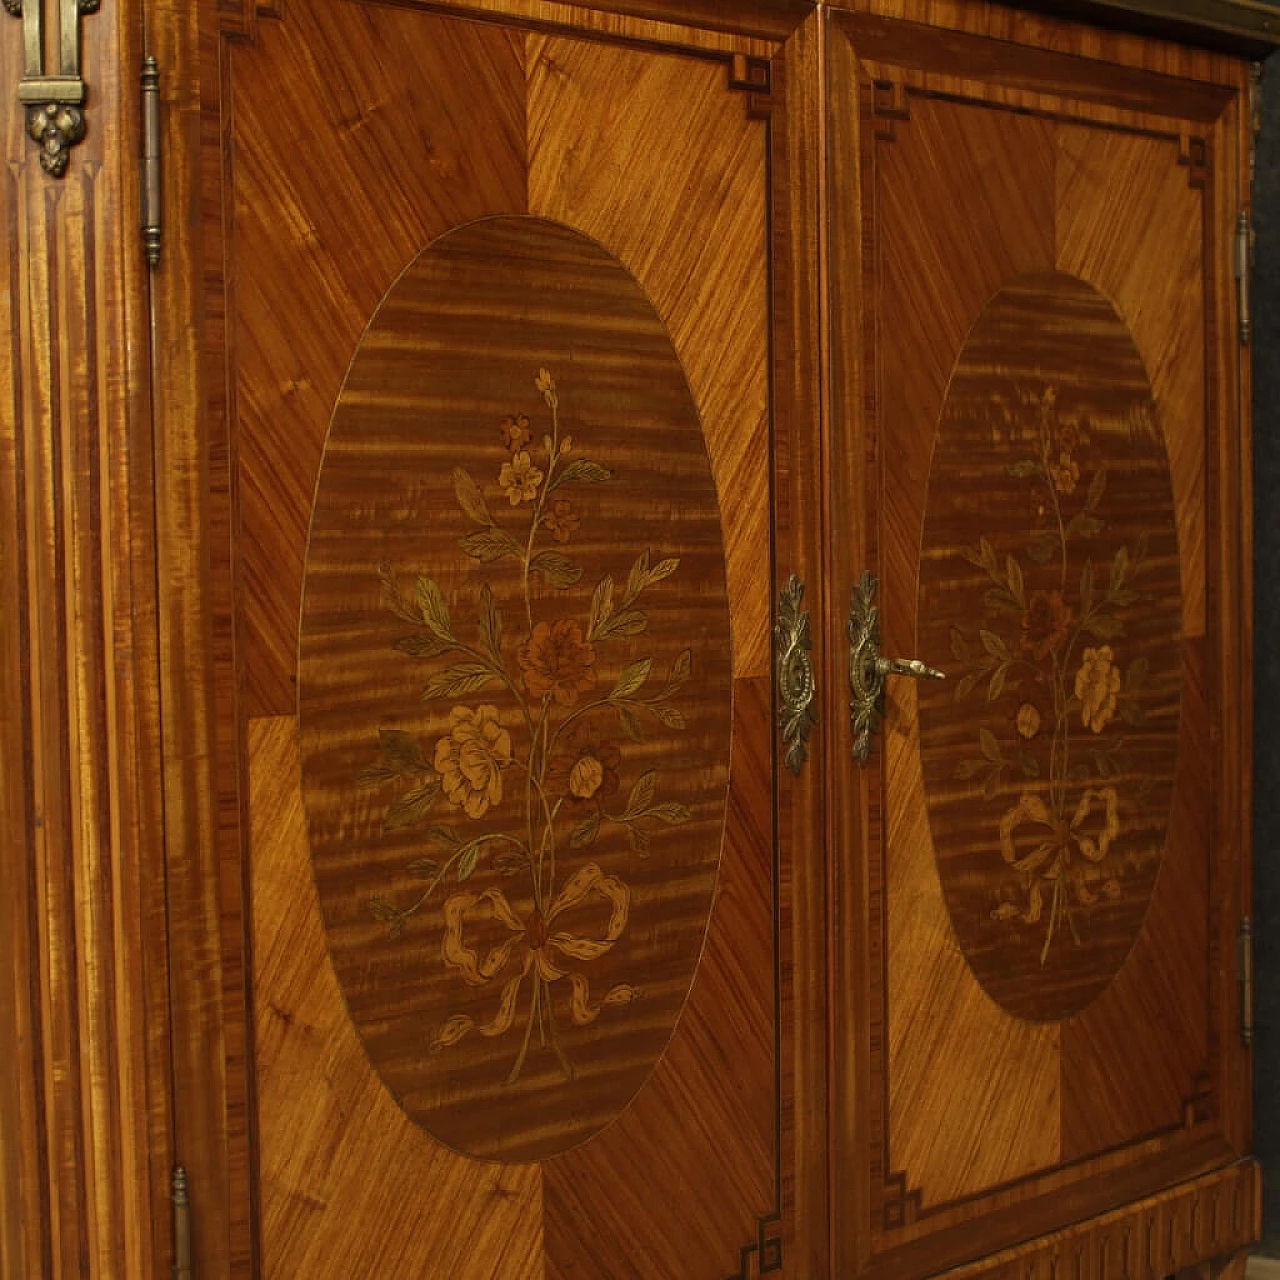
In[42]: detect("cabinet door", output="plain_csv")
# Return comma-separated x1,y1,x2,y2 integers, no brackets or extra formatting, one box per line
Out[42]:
827,9,1255,1277
155,2,822,1275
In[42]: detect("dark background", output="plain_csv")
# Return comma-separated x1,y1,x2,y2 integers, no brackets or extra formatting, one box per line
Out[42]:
1254,59,1279,1251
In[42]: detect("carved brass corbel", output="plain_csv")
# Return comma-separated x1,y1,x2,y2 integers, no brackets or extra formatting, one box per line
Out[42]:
7,0,98,177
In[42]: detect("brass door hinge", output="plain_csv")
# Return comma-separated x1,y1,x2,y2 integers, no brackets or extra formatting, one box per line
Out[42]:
1236,210,1254,346
1240,916,1255,1048
141,56,162,267
172,1165,192,1280
1233,921,1254,1049
1249,63,1263,189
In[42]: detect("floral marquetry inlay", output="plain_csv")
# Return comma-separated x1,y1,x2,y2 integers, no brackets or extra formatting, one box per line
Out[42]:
297,218,733,1162
917,273,1182,1023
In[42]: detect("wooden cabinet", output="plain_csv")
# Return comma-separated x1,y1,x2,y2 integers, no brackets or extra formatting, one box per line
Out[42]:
826,9,1260,1276
0,0,1267,1276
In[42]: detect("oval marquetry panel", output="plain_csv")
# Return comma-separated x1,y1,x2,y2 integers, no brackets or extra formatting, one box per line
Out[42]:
916,272,1181,1023
297,217,733,1162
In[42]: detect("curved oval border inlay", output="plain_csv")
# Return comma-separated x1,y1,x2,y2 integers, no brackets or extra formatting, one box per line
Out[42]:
297,217,734,1161
916,272,1182,1023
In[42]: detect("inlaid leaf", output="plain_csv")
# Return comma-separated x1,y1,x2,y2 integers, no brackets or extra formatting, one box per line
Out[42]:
356,762,399,787
478,584,502,663
423,663,499,700
988,664,1008,701
645,802,691,825
599,609,647,640
980,629,1010,661
666,648,692,688
625,550,652,603
452,467,492,526
984,588,1021,614
614,703,644,741
588,575,615,638
549,458,613,492
462,527,522,563
369,897,405,937
954,671,982,702
393,633,452,660
624,770,657,819
531,550,584,589
622,548,678,603
384,781,441,831
378,561,418,623
570,812,601,848
1006,459,1041,479
1066,513,1105,540
457,843,481,882
628,825,651,856
979,727,1002,762
652,704,686,730
982,768,1003,802
427,825,460,848
646,557,679,586
1080,561,1096,614
407,857,441,881
415,576,454,640
1086,464,1108,513
953,759,985,780
377,728,428,776
610,658,652,701
1005,556,1024,603
1110,545,1129,592
1019,753,1040,779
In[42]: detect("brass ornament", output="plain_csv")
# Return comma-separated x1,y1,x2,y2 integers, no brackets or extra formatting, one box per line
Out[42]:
8,0,96,177
775,574,817,775
25,101,86,178
847,570,942,765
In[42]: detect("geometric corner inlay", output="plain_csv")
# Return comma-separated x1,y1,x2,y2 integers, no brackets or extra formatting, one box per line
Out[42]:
727,53,775,120
871,77,911,142
1178,133,1211,188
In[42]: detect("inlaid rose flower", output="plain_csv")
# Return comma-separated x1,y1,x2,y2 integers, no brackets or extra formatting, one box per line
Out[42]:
546,732,621,806
433,704,512,819
1020,589,1072,661
518,619,596,706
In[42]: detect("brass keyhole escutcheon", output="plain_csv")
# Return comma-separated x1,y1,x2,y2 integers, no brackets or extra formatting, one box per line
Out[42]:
848,570,943,765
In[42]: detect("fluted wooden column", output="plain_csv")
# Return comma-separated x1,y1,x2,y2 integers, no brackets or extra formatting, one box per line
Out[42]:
0,2,174,1274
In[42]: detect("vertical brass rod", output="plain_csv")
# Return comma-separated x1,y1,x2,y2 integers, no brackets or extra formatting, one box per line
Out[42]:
20,0,41,77
58,0,79,76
